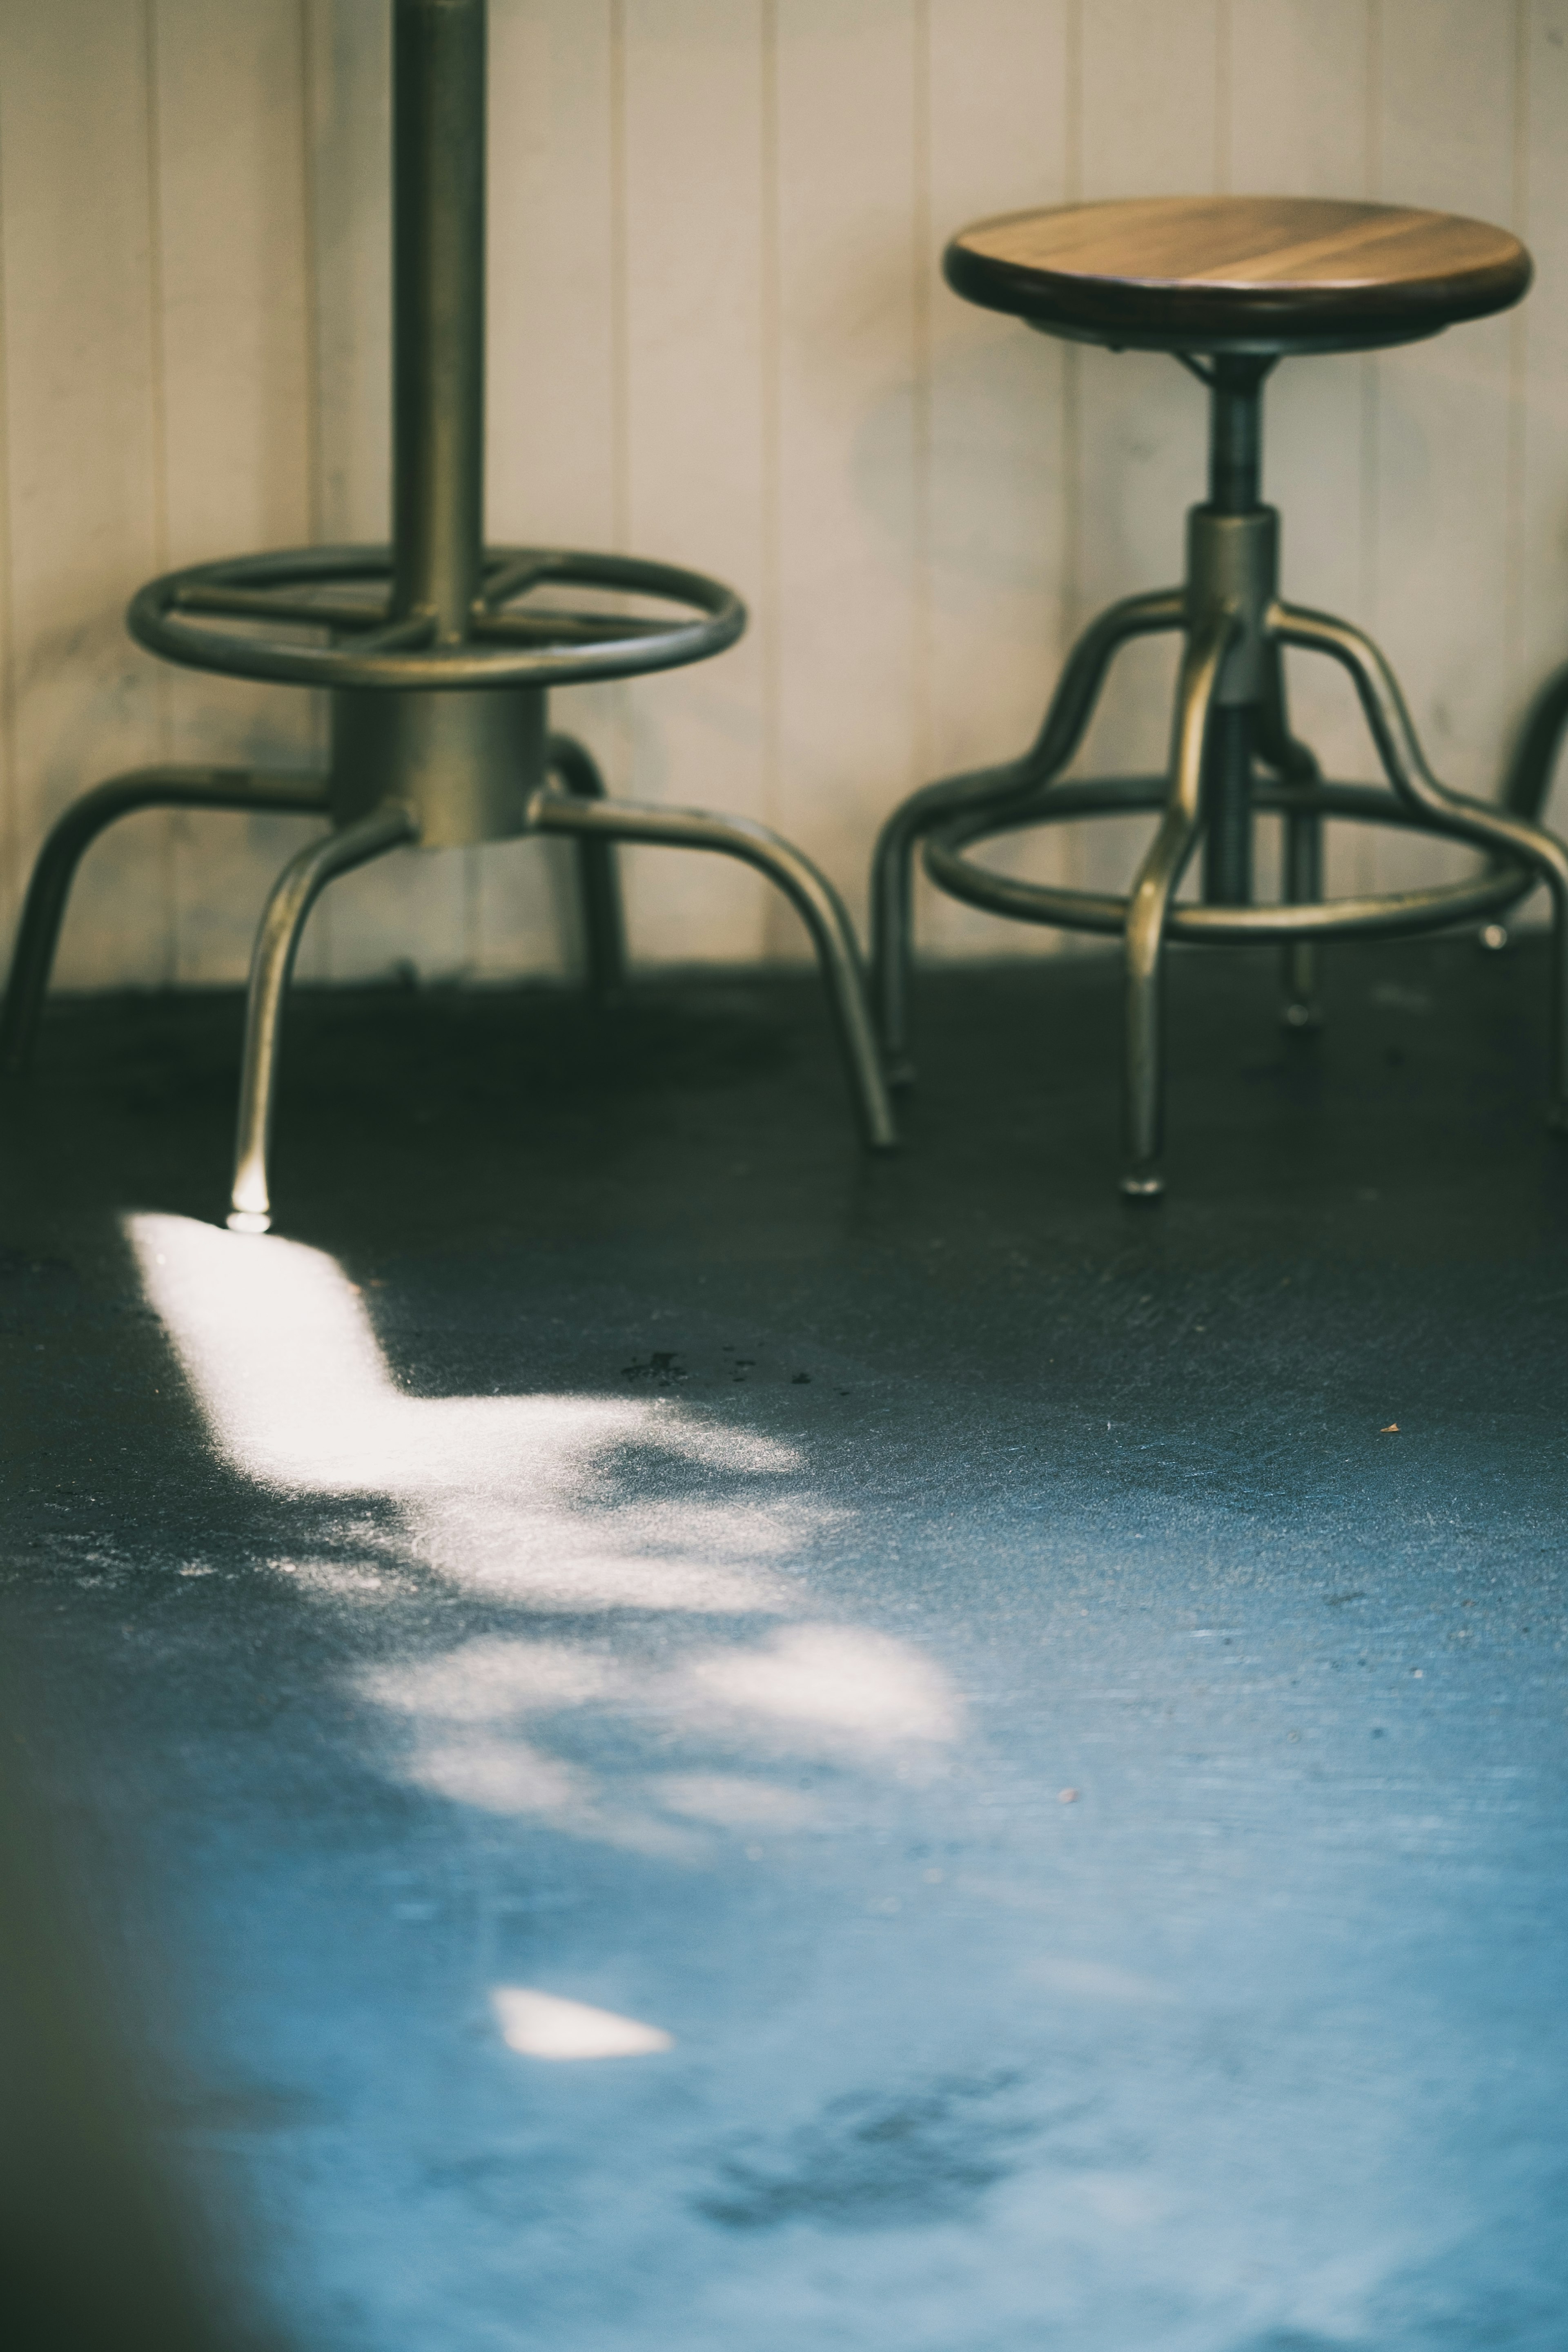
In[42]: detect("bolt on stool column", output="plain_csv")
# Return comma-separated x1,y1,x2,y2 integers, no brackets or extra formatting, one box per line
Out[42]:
0,0,895,1231
872,197,1568,1197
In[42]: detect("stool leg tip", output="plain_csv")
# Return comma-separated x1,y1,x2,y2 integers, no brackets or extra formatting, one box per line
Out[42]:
1119,1167,1165,1203
1281,999,1321,1032
226,1209,272,1235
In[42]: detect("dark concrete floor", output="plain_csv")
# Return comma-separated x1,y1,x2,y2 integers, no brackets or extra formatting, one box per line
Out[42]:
2,936,1566,2350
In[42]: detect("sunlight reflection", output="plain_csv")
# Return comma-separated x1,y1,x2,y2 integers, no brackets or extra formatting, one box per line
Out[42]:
492,1986,673,2061
360,1637,612,1721
129,1215,798,1499
686,1625,959,1753
649,1775,822,1830
128,1213,963,1855
128,1214,799,1613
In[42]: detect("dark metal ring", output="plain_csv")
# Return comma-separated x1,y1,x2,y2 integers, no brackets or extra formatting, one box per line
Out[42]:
127,543,746,692
925,776,1537,943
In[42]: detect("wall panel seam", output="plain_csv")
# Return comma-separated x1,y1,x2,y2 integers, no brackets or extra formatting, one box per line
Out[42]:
298,0,331,875
1506,0,1529,715
609,0,630,555
0,68,16,948
759,0,782,926
1061,0,1083,890
144,0,176,980
300,0,325,547
911,0,932,795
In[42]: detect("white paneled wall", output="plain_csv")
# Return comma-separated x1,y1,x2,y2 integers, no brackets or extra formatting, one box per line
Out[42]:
2,0,1567,991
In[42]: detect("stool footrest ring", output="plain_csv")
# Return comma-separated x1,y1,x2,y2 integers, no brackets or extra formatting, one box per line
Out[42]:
127,544,746,693
924,775,1538,943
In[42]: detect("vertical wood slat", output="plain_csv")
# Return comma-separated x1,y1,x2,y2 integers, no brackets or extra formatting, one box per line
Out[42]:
478,0,616,983
305,0,385,985
1071,0,1221,903
1227,0,1370,693
618,0,769,968
1228,0,1373,903
308,0,469,984
151,0,325,988
920,0,1071,963
1369,0,1522,901
0,46,14,958
770,0,923,945
1,0,1566,1003
0,0,166,991
1519,0,1568,834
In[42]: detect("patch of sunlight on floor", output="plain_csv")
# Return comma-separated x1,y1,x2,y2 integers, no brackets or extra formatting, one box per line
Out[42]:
492,1986,674,2061
126,1214,963,1858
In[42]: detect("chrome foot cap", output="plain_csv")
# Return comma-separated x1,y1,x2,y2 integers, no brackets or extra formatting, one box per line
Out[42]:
1120,1169,1165,1203
226,1209,272,1235
1281,1000,1321,1032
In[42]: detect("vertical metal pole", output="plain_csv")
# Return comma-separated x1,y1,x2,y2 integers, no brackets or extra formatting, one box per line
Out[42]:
391,0,486,642
1200,707,1254,905
1258,644,1325,1028
1199,357,1269,906
1206,359,1265,516
1281,806,1323,1023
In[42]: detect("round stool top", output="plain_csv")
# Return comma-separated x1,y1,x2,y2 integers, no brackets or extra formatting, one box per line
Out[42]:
944,197,1530,354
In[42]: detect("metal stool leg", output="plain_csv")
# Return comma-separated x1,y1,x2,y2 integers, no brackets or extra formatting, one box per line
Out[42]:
1482,659,1568,952
530,787,897,1151
228,808,418,1233
1254,647,1325,1029
0,768,329,1077
546,732,627,1005
870,587,1185,1084
1279,811,1324,1026
1122,616,1234,1198
1503,658,1568,822
1275,605,1568,1130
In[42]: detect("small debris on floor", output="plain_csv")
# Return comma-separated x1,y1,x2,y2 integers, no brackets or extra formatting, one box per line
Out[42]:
623,1351,686,1382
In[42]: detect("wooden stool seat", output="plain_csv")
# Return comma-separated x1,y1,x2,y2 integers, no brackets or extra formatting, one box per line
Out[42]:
944,196,1530,353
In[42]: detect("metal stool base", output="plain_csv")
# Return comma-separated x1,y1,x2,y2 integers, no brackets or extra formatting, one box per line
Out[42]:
875,352,1568,1193
875,583,1568,1196
0,4,898,1230
1,727,897,1234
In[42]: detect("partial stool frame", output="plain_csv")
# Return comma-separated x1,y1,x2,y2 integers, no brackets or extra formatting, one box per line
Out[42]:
0,0,896,1230
875,306,1568,1196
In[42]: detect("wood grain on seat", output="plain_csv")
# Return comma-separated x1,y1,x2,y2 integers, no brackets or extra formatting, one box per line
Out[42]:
944,197,1530,351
